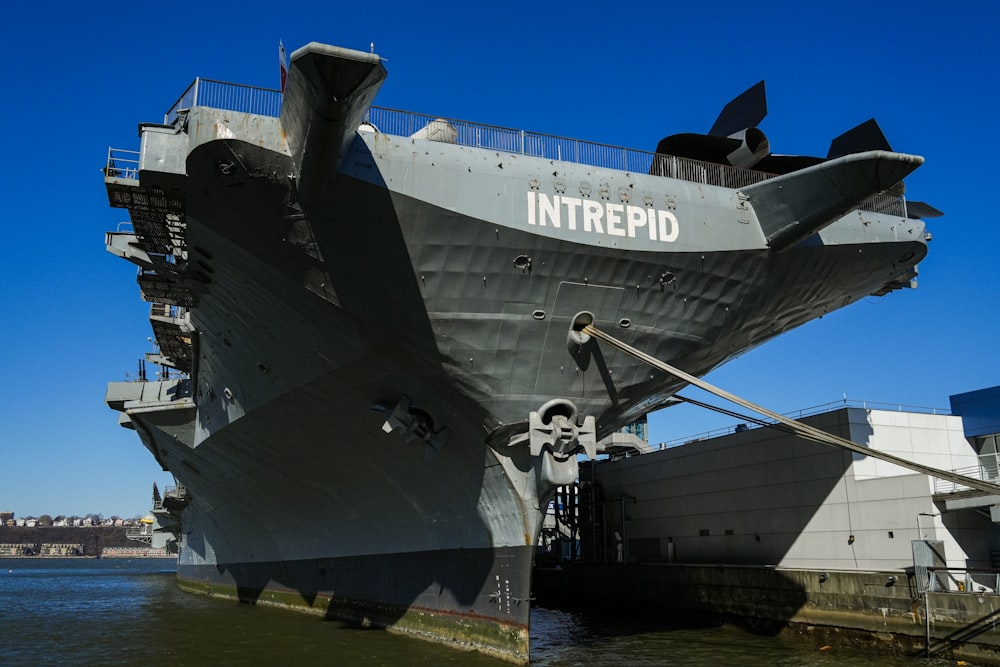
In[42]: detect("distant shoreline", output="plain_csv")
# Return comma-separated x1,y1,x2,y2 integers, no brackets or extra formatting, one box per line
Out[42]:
0,525,153,557
1,554,177,560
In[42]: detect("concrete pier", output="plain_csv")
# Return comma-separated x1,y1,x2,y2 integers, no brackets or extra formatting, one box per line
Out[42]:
534,562,1000,664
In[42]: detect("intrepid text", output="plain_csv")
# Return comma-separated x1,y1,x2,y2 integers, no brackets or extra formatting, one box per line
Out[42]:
526,192,679,242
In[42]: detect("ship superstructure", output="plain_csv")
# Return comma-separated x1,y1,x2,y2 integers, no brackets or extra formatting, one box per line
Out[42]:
103,43,932,663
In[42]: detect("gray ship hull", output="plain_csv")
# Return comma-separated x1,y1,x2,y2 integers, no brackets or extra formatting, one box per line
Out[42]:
176,546,532,656
103,43,929,663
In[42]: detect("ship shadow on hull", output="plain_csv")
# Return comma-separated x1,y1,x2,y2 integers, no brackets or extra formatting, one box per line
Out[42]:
303,135,468,393
174,136,530,657
188,545,531,621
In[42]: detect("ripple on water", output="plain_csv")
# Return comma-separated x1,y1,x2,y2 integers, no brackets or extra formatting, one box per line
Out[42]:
0,561,964,667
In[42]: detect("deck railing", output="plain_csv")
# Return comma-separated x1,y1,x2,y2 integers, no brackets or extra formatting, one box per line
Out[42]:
105,147,140,180
153,484,187,510
153,78,907,211
164,78,283,124
366,106,775,189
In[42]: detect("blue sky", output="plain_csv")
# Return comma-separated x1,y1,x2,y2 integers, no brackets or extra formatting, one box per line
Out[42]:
1,2,997,517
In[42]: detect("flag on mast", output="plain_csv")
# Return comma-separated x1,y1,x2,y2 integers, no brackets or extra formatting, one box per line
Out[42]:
279,40,288,92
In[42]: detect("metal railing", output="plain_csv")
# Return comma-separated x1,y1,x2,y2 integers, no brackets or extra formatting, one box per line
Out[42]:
150,79,910,209
933,463,1000,494
662,398,951,450
150,302,186,320
105,147,140,180
366,106,775,189
164,78,283,124
152,485,187,511
925,566,1000,593
125,525,153,542
863,191,908,218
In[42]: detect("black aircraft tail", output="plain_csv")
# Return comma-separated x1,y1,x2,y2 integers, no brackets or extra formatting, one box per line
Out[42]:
653,81,770,170
708,80,767,138
827,118,892,159
651,86,942,220
826,118,941,219
753,117,895,177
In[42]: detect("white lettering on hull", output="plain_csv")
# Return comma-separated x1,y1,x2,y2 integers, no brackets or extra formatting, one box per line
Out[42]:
526,192,678,243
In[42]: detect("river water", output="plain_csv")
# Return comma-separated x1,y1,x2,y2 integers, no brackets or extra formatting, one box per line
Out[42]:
0,558,957,666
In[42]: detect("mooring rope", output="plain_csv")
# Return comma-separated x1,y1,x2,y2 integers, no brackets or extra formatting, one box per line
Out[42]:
582,323,1000,496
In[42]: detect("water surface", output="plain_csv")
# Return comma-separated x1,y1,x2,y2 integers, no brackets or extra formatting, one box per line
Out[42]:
0,559,956,666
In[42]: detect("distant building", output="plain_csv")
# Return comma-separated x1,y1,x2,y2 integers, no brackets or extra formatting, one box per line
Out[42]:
0,511,14,523
0,543,36,556
620,415,649,443
950,385,1000,478
101,546,176,558
39,543,83,557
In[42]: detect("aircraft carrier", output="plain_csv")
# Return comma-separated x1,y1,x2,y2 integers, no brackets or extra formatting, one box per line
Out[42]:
102,42,934,663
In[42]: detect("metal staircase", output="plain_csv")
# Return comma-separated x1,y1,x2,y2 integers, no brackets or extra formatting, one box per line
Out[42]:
105,146,195,373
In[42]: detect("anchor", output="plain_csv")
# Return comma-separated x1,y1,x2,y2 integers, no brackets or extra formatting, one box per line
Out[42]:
374,395,450,463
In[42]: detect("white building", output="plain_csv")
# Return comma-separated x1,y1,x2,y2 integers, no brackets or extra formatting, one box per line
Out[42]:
589,404,1000,571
